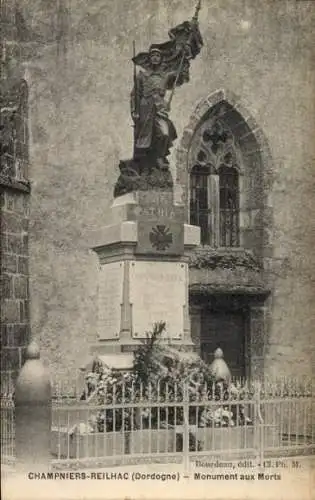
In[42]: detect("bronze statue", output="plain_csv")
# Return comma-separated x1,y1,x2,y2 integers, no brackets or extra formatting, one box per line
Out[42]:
131,45,179,169
114,0,203,197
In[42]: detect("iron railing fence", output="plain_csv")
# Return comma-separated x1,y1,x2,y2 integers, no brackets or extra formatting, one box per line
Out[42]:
0,393,15,463
1,377,314,468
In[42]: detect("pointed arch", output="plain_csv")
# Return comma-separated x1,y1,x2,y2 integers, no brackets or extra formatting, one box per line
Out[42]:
176,89,274,257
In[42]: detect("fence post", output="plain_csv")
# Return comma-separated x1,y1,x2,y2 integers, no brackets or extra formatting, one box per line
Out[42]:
182,382,189,476
15,341,52,470
254,381,264,466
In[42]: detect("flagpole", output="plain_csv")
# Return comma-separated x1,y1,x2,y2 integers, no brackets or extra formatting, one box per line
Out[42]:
167,0,201,109
132,40,138,156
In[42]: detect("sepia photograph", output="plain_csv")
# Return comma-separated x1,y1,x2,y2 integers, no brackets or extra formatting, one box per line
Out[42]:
1,0,314,499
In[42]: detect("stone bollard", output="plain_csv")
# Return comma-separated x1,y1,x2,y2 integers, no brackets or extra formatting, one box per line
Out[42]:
209,348,231,382
15,340,52,470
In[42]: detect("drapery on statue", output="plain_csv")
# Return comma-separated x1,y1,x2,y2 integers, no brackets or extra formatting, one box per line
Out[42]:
114,0,203,197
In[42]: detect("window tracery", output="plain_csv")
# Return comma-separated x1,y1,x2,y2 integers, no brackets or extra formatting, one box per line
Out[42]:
189,117,241,247
0,78,29,181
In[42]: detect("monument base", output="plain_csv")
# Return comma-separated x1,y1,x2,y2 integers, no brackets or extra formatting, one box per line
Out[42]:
114,159,173,198
88,190,200,369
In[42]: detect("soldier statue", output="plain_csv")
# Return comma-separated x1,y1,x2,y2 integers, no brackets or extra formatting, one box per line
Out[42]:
131,44,179,169
114,0,203,197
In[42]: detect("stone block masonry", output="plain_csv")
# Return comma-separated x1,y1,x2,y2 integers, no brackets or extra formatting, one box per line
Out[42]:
1,187,31,392
10,0,313,380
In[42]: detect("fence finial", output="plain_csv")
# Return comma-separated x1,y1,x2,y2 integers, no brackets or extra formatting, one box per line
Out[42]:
25,339,40,359
209,348,231,382
214,347,223,359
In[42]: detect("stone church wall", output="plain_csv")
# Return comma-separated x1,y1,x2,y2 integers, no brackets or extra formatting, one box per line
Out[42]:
4,0,313,385
0,187,30,391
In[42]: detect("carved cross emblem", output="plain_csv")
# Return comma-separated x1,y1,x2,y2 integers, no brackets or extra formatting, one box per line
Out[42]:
149,225,173,251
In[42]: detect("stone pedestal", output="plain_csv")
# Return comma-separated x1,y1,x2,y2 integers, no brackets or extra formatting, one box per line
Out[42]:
15,342,52,470
89,190,200,366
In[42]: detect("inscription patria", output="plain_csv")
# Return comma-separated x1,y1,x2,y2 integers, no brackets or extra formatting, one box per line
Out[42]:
138,206,175,218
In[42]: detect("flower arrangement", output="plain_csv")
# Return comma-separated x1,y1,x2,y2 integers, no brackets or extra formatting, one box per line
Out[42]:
189,246,261,271
79,322,253,433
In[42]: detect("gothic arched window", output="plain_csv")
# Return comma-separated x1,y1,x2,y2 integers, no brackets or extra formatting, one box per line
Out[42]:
189,118,241,247
0,78,29,180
